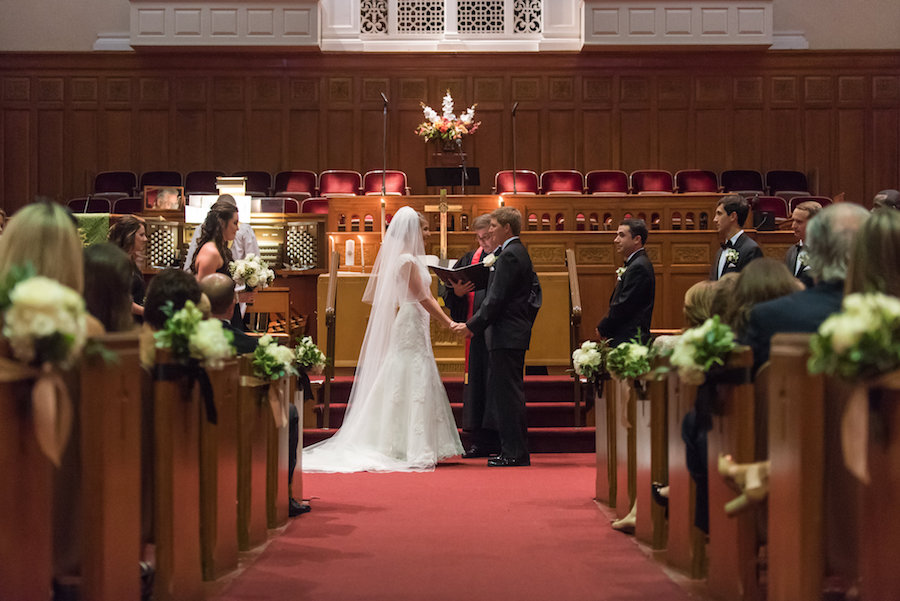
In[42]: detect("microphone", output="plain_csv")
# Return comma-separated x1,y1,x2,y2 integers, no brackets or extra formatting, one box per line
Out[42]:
511,101,519,116
381,92,389,107
511,101,519,194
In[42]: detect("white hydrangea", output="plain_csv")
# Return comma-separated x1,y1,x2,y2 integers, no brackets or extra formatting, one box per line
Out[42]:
441,91,456,121
229,254,275,289
189,318,235,369
3,276,88,367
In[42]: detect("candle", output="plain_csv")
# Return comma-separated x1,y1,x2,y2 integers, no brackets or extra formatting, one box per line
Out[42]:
329,235,335,255
358,235,365,269
498,196,505,207
345,239,355,266
380,197,386,238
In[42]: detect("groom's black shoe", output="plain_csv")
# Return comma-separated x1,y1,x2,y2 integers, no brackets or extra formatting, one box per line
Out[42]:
463,445,499,459
487,455,530,467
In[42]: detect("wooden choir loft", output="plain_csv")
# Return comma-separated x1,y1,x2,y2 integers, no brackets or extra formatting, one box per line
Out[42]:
2,1,900,600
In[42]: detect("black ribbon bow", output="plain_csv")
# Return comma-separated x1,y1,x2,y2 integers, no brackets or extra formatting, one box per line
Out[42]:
152,360,218,425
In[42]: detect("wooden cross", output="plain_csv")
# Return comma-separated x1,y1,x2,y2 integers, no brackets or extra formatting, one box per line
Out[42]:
423,188,463,261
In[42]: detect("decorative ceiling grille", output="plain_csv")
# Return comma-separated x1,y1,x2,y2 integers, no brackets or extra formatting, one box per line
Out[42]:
458,1,505,34
514,0,542,33
360,0,388,34
397,0,445,33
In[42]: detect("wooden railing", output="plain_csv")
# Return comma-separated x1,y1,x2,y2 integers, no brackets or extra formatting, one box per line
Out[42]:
323,250,340,429
566,248,584,426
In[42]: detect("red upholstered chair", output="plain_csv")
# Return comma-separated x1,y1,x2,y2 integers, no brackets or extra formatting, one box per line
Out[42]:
232,171,272,197
493,170,539,195
301,197,329,214
67,197,111,213
631,170,674,194
540,170,584,195
140,171,182,189
256,197,299,213
751,196,789,221
766,170,809,196
721,170,765,195
318,170,361,197
94,171,137,196
585,170,629,195
790,196,833,212
675,169,719,193
113,196,143,214
184,170,225,197
363,170,410,196
274,170,317,201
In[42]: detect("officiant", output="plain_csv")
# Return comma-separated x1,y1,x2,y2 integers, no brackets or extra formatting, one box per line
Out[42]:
441,214,500,458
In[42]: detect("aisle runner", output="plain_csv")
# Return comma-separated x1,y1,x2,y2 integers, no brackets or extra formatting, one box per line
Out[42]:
211,454,690,601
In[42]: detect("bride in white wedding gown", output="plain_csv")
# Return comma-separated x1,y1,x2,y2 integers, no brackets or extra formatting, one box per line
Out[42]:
303,206,464,472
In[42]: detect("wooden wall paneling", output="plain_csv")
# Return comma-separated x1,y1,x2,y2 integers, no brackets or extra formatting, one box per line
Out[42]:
212,110,245,174
68,109,99,197
619,110,652,173
3,110,31,208
582,110,613,170
470,108,504,195
37,109,64,201
136,110,171,174
547,109,576,169
174,109,209,173
360,108,385,173
246,109,283,173
286,109,320,171
871,109,899,196
514,109,541,173
767,108,802,171
101,109,134,171
657,109,690,173
399,108,427,194
732,109,764,169
325,109,355,169
836,109,867,202
803,108,833,197
693,110,729,174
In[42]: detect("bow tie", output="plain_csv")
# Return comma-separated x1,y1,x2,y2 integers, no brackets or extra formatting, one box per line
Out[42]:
720,241,735,250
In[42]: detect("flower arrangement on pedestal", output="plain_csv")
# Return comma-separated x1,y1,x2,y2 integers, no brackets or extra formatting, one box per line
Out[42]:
415,90,480,149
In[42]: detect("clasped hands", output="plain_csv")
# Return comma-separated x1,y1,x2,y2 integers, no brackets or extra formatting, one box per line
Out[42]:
449,321,472,338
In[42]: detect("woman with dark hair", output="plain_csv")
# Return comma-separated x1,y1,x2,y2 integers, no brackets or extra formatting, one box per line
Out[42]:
108,214,147,321
83,243,136,332
727,257,802,340
190,200,239,280
847,208,900,297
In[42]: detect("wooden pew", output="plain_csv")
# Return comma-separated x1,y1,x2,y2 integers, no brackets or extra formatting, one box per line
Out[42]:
705,348,761,601
613,378,636,519
0,348,55,601
665,371,706,579
237,355,270,551
266,375,294,529
152,350,204,601
78,332,143,601
200,357,240,581
635,375,668,550
594,377,616,508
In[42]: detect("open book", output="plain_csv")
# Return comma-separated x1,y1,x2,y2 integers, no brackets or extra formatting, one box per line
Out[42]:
429,262,489,290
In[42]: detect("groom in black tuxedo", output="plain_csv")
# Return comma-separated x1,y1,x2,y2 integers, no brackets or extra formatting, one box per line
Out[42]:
784,200,822,289
456,207,541,466
709,194,764,280
596,218,655,346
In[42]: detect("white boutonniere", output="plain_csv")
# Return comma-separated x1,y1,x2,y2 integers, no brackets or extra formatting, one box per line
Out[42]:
615,266,626,281
798,250,809,269
725,248,739,265
482,253,497,268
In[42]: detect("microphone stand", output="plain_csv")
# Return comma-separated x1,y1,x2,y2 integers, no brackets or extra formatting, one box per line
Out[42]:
457,136,467,196
511,101,519,194
380,92,389,196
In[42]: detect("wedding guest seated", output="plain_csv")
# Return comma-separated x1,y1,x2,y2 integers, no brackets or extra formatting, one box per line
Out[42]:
684,280,718,328
199,273,258,355
725,258,803,343
108,215,147,322
744,202,870,372
872,188,900,211
846,207,900,296
84,243,138,332
144,268,204,331
710,272,740,327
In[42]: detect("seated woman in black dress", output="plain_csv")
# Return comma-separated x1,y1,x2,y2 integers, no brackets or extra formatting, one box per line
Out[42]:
108,215,148,322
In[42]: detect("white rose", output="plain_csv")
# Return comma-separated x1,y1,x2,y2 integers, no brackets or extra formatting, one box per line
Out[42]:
258,334,273,347
482,253,496,267
247,275,260,288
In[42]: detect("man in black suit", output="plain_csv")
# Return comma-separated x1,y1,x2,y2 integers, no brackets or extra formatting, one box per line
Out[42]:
745,202,870,372
455,207,541,467
596,218,655,346
441,214,500,458
200,273,309,517
784,200,822,289
710,194,764,280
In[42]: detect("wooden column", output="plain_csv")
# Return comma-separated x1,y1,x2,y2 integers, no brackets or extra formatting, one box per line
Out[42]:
152,351,203,601
594,379,616,507
635,376,668,550
0,375,53,600
237,356,269,551
200,357,240,581
705,349,761,601
266,375,293,529
79,333,142,601
665,373,706,579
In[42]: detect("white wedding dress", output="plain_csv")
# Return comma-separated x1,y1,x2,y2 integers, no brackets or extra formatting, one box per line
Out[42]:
303,209,463,473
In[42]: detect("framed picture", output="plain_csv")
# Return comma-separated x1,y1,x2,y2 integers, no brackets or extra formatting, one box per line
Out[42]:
144,185,184,211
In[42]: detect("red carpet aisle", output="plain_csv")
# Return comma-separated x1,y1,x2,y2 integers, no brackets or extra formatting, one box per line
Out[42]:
210,454,692,601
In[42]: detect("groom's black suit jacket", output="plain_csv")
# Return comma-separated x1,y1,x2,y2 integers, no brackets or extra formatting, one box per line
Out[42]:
597,248,655,346
467,238,541,351
784,242,815,289
709,231,764,280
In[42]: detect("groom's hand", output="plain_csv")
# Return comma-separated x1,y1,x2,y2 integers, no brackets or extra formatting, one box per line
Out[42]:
451,322,471,337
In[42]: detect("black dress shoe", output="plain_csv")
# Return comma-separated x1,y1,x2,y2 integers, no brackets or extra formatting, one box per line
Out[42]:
289,497,311,517
487,455,530,467
651,482,669,508
463,445,499,458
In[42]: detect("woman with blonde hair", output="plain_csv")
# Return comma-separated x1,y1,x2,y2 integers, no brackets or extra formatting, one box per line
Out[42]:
683,280,717,328
727,258,802,340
